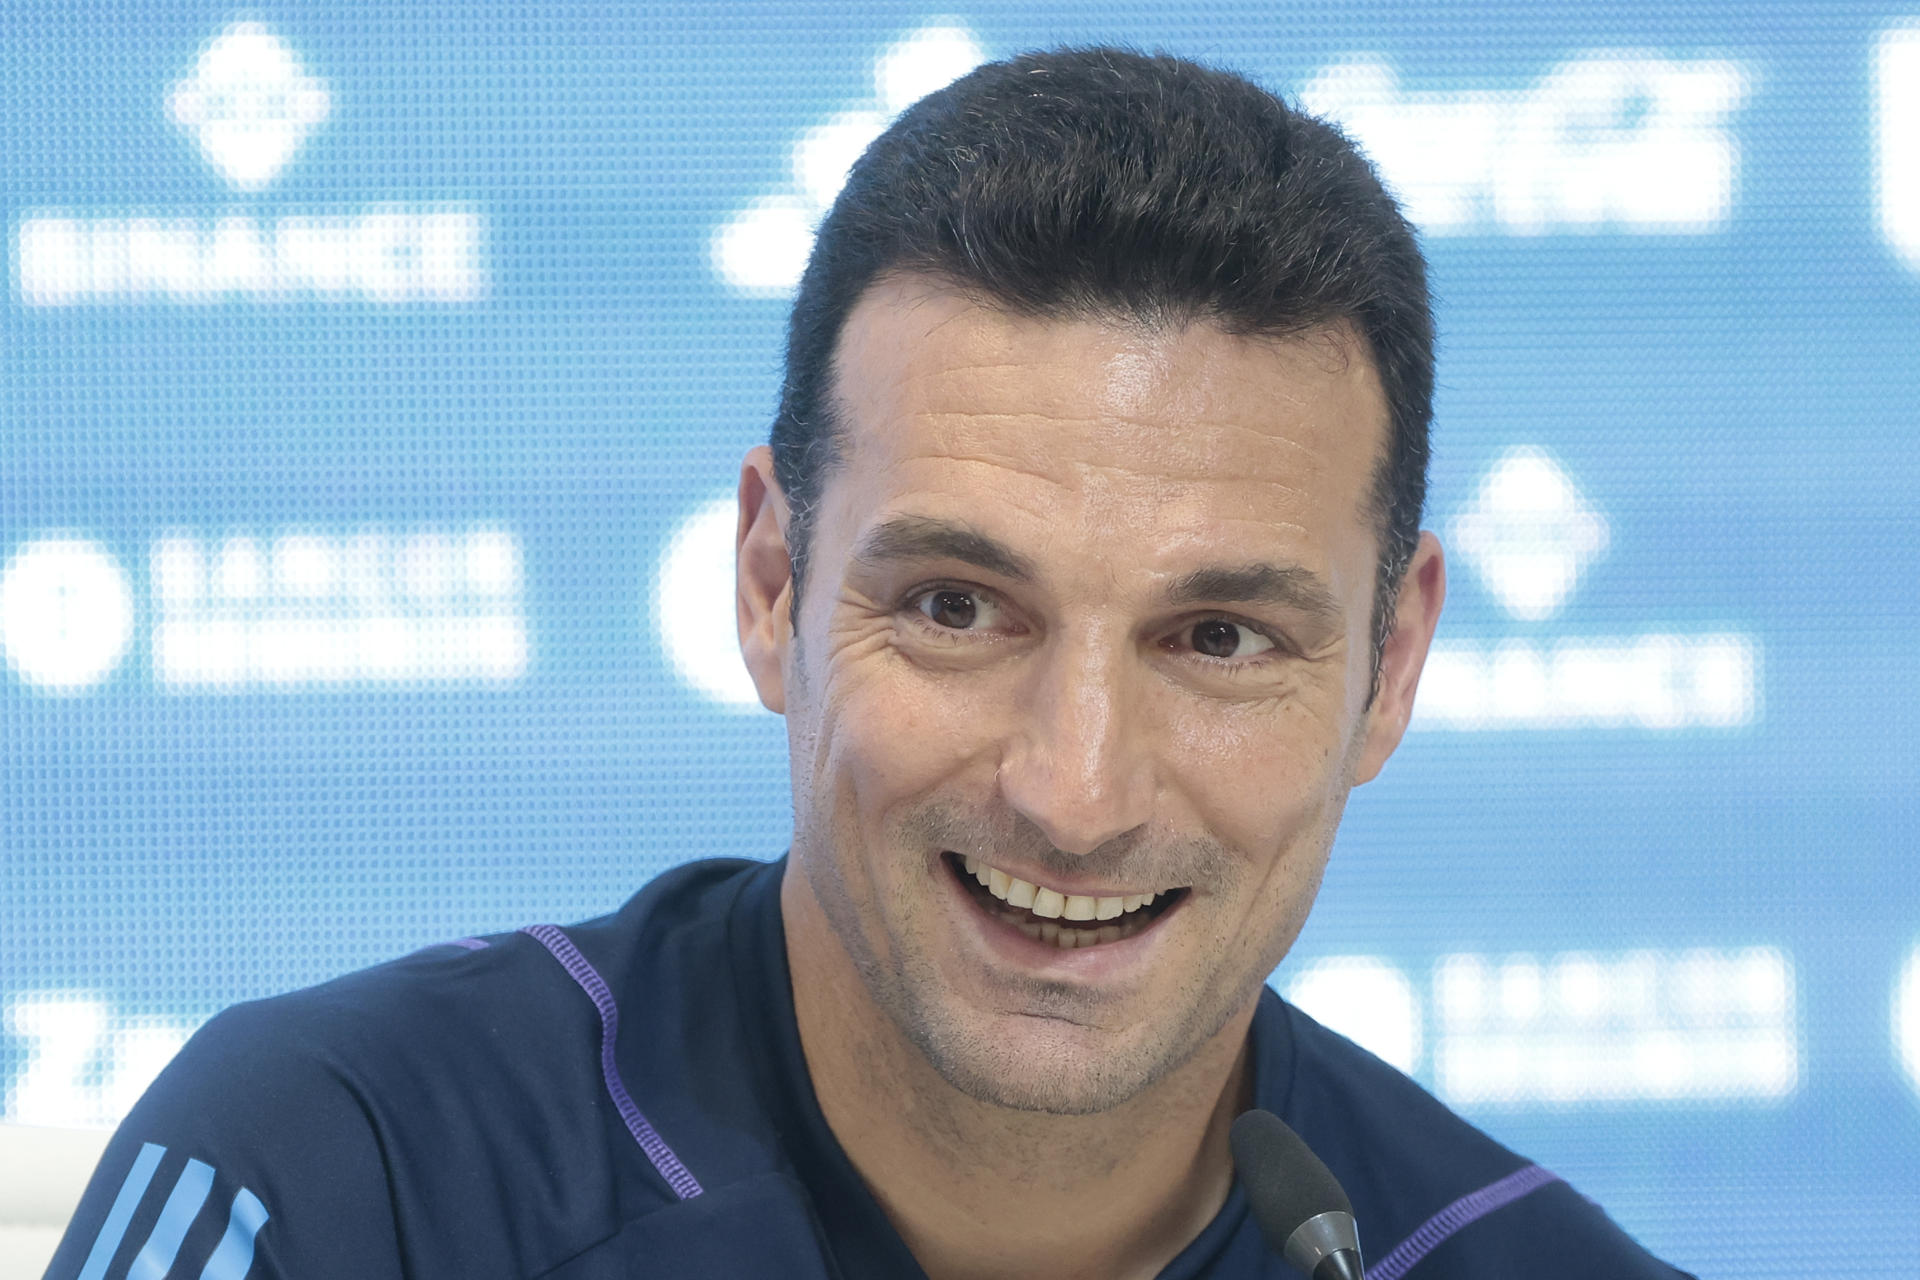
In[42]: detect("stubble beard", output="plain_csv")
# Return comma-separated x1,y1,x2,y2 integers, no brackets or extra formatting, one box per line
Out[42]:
798,803,1294,1118
783,639,1347,1119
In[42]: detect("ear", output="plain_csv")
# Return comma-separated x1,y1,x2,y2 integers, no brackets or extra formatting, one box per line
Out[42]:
1352,531,1446,785
736,445,795,715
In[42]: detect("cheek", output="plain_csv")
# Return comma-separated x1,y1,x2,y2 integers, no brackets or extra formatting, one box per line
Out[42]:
811,647,999,844
1163,696,1354,857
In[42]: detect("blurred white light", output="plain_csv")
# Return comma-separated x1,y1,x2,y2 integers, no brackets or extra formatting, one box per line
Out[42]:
1895,944,1920,1099
215,536,266,599
472,614,529,679
274,534,336,597
1878,23,1920,273
1737,949,1790,1018
1742,1032,1798,1097
656,496,762,708
101,1021,193,1121
1671,948,1726,1020
11,21,484,308
1490,641,1551,720
1450,447,1608,622
155,526,528,690
3,994,198,1129
1498,957,1546,1023
342,533,390,599
464,527,522,596
360,615,417,680
1435,947,1797,1106
713,23,988,296
876,24,986,114
401,532,457,600
795,111,890,210
1418,445,1760,734
1435,954,1489,1029
0,537,135,692
167,21,331,192
1281,955,1422,1073
152,536,203,605
1632,1030,1691,1098
1301,54,1748,235
712,197,817,294
1553,954,1607,1021
15,217,83,304
1615,950,1661,1012
4,995,109,1128
1412,634,1758,731
15,209,486,305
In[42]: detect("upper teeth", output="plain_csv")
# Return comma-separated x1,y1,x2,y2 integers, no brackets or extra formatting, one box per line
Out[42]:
962,854,1161,921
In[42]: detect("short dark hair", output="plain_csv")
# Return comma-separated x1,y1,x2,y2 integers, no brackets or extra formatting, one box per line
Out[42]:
771,46,1432,680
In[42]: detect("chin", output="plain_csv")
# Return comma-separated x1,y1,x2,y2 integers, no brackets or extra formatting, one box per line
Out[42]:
924,1039,1147,1116
895,999,1196,1116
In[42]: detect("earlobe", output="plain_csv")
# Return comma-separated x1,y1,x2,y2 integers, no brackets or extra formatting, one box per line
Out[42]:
1353,532,1446,785
736,445,794,715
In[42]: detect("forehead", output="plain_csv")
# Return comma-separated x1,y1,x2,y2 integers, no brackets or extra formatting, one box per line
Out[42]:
823,276,1389,576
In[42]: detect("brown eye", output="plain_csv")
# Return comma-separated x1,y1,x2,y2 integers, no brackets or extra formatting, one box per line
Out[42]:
1189,619,1274,659
920,589,979,629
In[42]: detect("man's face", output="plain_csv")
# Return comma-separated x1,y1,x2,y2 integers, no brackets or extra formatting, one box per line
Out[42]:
739,276,1438,1115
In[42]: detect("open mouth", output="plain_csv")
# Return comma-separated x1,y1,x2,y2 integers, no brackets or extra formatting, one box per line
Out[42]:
943,851,1187,951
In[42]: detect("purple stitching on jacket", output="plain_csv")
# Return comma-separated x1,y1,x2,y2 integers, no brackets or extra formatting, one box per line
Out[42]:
447,937,490,950
1367,1163,1561,1280
521,923,704,1199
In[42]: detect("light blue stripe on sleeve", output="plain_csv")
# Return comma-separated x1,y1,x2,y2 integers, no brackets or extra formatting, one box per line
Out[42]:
77,1142,167,1280
126,1156,214,1280
197,1187,270,1280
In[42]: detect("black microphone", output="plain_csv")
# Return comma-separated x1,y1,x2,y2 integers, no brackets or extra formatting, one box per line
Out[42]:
1229,1109,1364,1280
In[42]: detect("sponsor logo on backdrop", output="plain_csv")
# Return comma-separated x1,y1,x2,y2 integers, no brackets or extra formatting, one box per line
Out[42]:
1279,946,1799,1105
12,20,485,305
0,526,529,694
151,527,527,689
1412,446,1760,731
0,538,136,693
1300,54,1751,235
1430,947,1797,1103
1878,21,1920,273
711,23,987,294
3,994,197,1128
712,33,1752,296
1283,957,1424,1074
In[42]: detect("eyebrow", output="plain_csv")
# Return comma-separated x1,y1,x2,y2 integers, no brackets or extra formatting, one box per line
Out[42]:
850,514,1342,622
851,515,1041,583
1163,563,1342,625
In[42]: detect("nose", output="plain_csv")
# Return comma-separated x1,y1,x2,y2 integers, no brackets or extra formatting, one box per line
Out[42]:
996,631,1156,856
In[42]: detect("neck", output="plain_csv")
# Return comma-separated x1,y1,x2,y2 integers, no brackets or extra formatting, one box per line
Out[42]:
782,867,1257,1280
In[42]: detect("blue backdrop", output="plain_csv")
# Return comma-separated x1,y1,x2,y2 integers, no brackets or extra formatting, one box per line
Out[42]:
4,3,1917,1275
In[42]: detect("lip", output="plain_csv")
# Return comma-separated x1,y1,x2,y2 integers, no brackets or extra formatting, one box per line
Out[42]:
935,849,1186,981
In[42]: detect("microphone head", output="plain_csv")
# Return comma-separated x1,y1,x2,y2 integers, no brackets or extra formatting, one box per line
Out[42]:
1230,1109,1362,1278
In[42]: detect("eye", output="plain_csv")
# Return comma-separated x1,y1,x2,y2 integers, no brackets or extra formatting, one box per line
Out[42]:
1182,618,1276,661
912,586,1004,632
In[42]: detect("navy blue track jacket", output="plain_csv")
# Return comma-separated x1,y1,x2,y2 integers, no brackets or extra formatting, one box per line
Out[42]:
46,856,1695,1278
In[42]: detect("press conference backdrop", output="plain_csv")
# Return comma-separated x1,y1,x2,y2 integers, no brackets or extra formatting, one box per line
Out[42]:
3,0,1917,1272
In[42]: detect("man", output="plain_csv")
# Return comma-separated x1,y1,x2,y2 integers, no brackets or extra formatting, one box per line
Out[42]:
48,48,1694,1279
